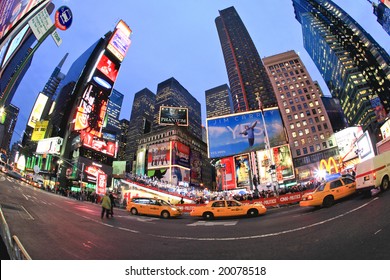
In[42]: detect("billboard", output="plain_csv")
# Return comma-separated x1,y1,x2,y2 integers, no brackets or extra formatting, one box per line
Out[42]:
147,142,170,169
80,131,117,157
35,137,62,155
171,166,190,187
206,108,286,158
272,144,294,181
27,92,48,128
31,120,48,141
190,150,202,187
159,106,188,126
135,147,146,176
107,20,132,62
1,23,29,71
256,150,273,185
79,157,112,185
334,126,363,162
73,83,109,138
380,119,390,139
216,157,236,191
112,161,126,178
234,154,250,189
96,54,119,82
0,0,42,42
357,131,375,161
171,141,190,168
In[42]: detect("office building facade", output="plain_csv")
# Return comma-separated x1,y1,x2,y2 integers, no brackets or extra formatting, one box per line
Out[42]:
153,77,202,140
292,0,390,147
263,50,338,180
205,84,233,118
215,6,277,113
126,88,156,171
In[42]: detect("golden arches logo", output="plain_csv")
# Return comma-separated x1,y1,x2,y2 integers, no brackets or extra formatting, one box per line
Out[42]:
319,157,339,174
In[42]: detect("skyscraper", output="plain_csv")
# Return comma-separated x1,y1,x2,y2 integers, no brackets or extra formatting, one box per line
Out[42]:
292,0,390,146
205,84,233,118
126,88,155,171
153,77,202,140
215,6,277,113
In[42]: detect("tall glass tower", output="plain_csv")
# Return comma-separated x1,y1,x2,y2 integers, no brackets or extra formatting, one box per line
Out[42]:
292,0,390,145
215,6,277,113
126,88,155,171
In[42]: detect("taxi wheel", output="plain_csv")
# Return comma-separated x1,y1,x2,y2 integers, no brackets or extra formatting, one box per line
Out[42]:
161,210,170,219
322,196,334,208
247,209,259,217
130,208,138,215
203,212,214,220
381,176,389,192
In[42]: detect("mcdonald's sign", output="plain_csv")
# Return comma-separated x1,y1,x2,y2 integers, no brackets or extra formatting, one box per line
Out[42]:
319,157,339,174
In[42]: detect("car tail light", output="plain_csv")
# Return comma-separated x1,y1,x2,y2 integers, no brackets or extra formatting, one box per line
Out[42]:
373,173,376,180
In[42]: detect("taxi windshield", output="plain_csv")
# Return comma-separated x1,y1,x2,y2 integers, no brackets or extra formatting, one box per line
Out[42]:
315,183,326,192
159,200,171,206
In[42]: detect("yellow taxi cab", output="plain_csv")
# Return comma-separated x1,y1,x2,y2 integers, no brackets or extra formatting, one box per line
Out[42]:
126,197,182,218
300,175,356,208
190,199,266,220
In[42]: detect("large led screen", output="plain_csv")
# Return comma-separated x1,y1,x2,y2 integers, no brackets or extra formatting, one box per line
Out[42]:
107,20,131,62
0,0,41,42
234,154,250,189
206,108,286,158
96,54,119,82
190,150,202,187
171,141,190,168
27,92,48,128
334,126,363,162
147,142,170,169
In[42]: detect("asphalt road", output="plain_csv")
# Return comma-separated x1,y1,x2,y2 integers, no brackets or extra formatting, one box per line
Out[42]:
1,174,390,260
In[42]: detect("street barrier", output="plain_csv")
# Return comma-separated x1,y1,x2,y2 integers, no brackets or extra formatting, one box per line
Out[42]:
0,206,31,260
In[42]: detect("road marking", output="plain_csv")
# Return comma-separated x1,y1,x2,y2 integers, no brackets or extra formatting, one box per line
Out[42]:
22,194,29,200
21,205,35,220
374,229,382,235
118,227,139,233
187,220,238,227
150,198,380,241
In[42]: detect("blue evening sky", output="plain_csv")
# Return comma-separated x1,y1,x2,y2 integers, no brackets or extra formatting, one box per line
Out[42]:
10,0,390,144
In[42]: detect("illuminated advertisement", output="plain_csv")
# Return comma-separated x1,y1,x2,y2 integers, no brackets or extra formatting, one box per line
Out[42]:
256,150,273,185
112,161,126,178
234,154,250,189
96,54,119,82
1,23,29,70
107,20,132,62
35,137,63,155
171,141,190,168
0,0,42,41
27,92,48,128
159,106,188,126
272,144,294,181
135,147,146,176
96,172,107,195
380,119,390,139
73,83,109,138
147,168,170,182
171,166,190,186
206,108,286,158
31,120,48,141
357,131,375,161
334,126,363,162
147,142,170,169
190,150,202,187
79,157,112,185
216,157,236,191
80,131,117,157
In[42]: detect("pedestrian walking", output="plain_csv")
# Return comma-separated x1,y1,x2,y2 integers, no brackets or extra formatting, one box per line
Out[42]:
101,192,111,219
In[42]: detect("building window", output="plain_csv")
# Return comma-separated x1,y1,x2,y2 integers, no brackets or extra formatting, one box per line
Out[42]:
310,145,314,153
322,142,327,148
329,140,334,147
311,126,316,133
296,149,301,156
303,147,308,154
290,124,295,129
292,131,297,138
294,140,299,147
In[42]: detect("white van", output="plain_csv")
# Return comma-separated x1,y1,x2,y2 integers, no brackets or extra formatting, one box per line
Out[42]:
355,150,390,195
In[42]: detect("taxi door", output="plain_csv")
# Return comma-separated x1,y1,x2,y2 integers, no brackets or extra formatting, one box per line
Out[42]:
226,200,246,216
147,199,161,216
329,179,345,200
211,201,227,217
